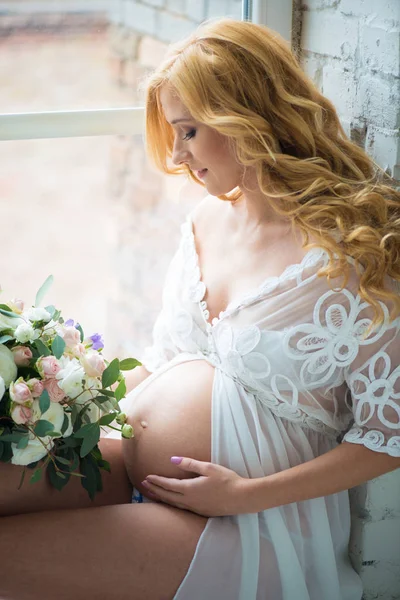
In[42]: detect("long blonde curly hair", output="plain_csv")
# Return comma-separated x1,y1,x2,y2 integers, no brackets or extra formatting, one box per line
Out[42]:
143,17,400,326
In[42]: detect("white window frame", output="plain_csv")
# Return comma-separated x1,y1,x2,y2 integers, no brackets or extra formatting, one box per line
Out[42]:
0,1,293,142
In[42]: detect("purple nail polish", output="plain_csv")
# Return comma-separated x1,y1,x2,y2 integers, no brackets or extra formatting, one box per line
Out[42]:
171,456,183,464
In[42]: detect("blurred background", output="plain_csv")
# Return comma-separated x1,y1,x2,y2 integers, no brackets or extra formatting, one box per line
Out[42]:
0,0,242,361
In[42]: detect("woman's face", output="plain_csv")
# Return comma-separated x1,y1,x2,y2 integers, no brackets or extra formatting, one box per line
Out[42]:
159,85,245,196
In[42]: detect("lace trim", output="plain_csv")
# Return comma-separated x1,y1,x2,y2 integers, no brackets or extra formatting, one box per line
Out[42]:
181,218,329,326
343,426,400,457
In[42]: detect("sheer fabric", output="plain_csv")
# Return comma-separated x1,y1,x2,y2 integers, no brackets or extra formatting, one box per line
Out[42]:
138,206,400,600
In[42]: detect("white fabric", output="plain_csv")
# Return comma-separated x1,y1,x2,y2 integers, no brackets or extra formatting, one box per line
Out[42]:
136,206,400,600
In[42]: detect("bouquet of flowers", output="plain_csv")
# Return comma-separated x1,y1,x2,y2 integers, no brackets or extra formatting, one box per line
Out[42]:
0,275,139,499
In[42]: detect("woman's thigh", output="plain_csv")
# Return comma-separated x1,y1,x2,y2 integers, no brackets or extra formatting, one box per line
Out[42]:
0,502,208,600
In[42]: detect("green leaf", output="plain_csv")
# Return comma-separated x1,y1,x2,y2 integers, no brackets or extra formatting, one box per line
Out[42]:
34,338,51,357
98,413,117,426
61,413,70,435
114,379,126,402
30,468,42,484
101,358,120,389
0,432,26,443
54,455,71,466
73,423,100,458
80,456,97,500
51,335,65,359
47,431,62,437
0,441,13,462
0,441,3,460
47,461,70,491
39,389,51,414
98,389,115,397
119,358,142,370
33,419,54,437
76,324,84,343
44,305,56,318
0,307,21,319
0,335,13,343
35,275,54,308
0,303,12,311
97,459,111,473
17,435,30,449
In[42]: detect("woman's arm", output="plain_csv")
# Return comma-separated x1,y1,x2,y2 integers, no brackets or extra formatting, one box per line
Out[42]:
245,442,400,514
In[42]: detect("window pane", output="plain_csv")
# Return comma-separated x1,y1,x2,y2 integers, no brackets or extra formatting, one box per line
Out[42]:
0,135,205,361
0,0,243,113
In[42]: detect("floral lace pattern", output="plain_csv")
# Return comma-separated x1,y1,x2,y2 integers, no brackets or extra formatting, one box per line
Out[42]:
141,216,400,456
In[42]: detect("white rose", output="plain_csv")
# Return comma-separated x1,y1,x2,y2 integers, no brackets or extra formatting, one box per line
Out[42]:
23,307,52,323
14,322,36,344
77,376,102,405
56,359,85,400
11,435,52,466
0,344,18,387
31,398,65,433
0,375,5,401
63,413,73,437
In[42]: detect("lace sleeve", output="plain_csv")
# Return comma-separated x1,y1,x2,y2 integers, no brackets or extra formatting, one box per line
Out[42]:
343,313,400,457
140,247,183,373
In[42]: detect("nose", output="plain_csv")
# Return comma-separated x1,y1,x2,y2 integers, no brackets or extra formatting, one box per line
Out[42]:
171,136,191,166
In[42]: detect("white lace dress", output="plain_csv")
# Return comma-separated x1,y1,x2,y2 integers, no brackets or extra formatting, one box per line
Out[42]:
135,212,400,600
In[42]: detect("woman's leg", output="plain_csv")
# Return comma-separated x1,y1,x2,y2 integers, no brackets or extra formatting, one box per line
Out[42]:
0,502,208,600
0,437,132,517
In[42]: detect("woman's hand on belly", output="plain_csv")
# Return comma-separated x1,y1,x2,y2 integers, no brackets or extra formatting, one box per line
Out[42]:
141,456,251,517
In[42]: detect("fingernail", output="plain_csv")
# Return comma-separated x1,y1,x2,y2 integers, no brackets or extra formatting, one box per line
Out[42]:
141,480,149,487
171,456,183,464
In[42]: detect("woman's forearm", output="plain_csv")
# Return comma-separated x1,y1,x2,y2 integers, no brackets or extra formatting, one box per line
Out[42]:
246,441,400,514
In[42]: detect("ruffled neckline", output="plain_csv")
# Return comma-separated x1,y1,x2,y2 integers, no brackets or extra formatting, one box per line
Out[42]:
181,216,329,328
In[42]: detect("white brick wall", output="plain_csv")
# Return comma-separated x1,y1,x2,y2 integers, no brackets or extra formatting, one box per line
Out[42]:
298,2,400,598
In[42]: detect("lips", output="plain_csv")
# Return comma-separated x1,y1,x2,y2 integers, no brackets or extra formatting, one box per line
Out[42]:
196,169,208,179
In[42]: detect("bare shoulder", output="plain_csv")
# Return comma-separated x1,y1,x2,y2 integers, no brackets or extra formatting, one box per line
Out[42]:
189,194,225,237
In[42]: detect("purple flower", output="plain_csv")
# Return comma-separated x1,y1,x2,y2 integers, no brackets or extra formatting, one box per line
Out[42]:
65,319,75,327
89,333,104,351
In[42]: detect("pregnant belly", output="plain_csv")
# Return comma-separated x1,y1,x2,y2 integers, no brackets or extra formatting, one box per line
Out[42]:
121,360,215,500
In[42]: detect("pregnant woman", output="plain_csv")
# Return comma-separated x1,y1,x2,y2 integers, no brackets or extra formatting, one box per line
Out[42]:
1,17,400,600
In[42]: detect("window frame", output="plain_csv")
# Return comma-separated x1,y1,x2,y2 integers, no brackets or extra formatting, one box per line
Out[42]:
0,0,293,141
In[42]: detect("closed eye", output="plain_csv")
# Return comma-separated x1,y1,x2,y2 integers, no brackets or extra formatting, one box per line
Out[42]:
183,129,196,141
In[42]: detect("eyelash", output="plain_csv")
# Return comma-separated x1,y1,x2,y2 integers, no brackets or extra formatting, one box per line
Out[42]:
182,129,196,141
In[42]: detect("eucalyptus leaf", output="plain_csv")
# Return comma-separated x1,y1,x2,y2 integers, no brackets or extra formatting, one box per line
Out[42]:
76,324,84,343
61,413,70,435
119,358,142,370
98,413,117,426
44,305,56,318
30,469,42,484
101,358,120,388
39,390,51,415
33,419,54,437
0,307,21,319
34,338,51,357
51,335,66,359
17,435,30,449
98,389,116,397
0,335,13,343
0,433,26,443
35,275,54,308
79,425,100,458
54,455,71,466
47,461,70,491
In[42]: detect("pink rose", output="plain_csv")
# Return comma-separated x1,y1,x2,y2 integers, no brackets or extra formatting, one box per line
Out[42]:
36,356,61,379
27,378,44,398
9,381,33,404
62,326,81,348
11,403,32,424
12,345,33,367
81,353,106,378
43,378,66,403
72,343,86,358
